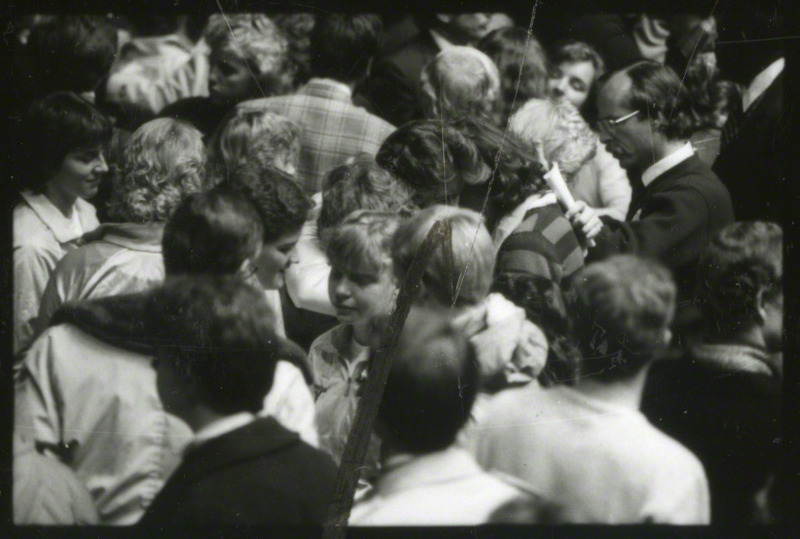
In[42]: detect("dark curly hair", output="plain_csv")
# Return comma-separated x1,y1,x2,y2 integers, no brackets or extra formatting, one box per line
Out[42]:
452,118,548,233
216,162,311,243
492,274,581,386
697,221,782,337
272,13,316,89
376,120,486,208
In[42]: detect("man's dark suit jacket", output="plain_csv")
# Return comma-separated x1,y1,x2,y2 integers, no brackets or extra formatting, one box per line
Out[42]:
641,349,781,524
139,416,337,528
713,71,787,222
355,30,439,128
588,153,734,302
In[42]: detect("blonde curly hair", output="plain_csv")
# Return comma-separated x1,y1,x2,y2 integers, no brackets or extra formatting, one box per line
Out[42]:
420,46,501,123
108,118,206,223
208,108,300,178
509,97,597,181
204,13,293,97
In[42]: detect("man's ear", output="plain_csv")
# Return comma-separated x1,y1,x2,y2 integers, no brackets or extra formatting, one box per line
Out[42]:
662,327,673,347
755,287,769,324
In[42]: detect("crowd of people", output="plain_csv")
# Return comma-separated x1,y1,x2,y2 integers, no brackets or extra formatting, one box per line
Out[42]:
9,9,785,527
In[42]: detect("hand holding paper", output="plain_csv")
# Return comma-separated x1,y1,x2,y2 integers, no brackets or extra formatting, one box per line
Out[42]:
544,161,601,249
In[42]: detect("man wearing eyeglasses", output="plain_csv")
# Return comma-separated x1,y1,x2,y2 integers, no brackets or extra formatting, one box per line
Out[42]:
579,60,734,339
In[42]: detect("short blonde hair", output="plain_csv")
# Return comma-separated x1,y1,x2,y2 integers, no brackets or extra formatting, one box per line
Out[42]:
109,118,206,223
509,97,597,180
392,205,494,307
209,108,301,177
419,46,501,122
326,210,402,278
204,14,293,96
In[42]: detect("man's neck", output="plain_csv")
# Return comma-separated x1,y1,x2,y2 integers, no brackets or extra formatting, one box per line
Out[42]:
183,405,227,433
654,139,689,164
574,366,650,410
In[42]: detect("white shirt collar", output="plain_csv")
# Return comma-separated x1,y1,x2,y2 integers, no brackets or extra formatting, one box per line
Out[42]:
743,57,784,112
20,190,95,244
640,142,694,187
185,412,256,454
428,29,454,52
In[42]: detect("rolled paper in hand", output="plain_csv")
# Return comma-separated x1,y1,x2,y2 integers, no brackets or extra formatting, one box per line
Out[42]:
543,162,576,211
545,162,596,248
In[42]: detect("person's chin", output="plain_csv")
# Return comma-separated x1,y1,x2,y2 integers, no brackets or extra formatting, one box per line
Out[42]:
333,307,358,324
81,182,101,199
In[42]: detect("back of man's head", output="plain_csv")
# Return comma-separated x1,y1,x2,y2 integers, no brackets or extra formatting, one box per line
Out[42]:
420,46,500,123
309,14,382,83
572,255,676,382
145,275,281,416
377,306,479,454
162,189,264,277
697,221,783,343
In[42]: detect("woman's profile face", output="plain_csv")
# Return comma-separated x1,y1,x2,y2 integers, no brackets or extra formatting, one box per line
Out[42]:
48,145,108,202
548,60,597,110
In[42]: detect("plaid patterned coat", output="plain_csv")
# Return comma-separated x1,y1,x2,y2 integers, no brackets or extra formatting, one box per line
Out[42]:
240,78,396,194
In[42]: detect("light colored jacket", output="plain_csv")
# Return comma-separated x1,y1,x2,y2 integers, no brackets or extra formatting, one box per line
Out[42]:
14,191,99,356
349,447,536,525
35,222,165,338
15,295,318,524
469,384,711,524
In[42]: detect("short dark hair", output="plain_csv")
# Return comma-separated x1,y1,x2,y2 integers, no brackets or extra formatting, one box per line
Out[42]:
478,27,549,124
572,255,676,382
146,275,280,415
376,120,486,208
27,15,118,96
216,162,311,243
377,307,479,453
21,92,113,193
162,189,264,276
697,221,783,337
318,154,415,237
310,14,382,83
605,60,697,140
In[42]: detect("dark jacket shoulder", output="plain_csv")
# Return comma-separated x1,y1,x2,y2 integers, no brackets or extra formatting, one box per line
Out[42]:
140,417,337,527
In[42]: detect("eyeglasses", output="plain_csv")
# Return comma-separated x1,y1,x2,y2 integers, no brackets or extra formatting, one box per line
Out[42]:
596,110,640,134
